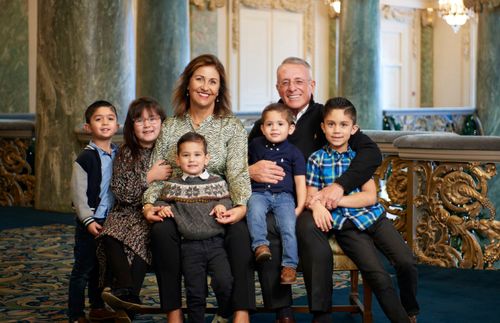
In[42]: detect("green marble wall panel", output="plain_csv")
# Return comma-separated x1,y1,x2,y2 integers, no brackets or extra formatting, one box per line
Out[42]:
190,5,218,58
476,7,500,212
136,0,190,115
0,0,29,113
339,0,381,130
420,24,433,107
35,0,134,212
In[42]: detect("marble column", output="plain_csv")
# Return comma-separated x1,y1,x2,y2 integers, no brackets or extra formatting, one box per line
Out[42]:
328,17,339,98
476,6,500,219
0,0,29,113
476,7,500,136
36,0,134,212
338,0,381,130
136,0,190,114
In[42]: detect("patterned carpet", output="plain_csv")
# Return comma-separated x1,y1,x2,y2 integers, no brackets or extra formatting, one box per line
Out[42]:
0,224,351,322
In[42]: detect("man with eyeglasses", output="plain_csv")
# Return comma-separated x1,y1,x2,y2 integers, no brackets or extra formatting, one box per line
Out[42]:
248,57,382,323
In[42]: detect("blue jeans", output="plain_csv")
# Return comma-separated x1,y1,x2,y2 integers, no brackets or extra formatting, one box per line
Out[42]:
68,219,105,320
247,191,298,268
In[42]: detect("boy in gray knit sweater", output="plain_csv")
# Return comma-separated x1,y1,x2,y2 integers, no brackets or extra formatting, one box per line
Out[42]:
155,132,232,323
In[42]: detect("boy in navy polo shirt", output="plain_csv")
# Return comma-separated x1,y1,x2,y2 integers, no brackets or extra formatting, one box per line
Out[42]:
306,97,419,323
68,100,119,323
247,103,306,284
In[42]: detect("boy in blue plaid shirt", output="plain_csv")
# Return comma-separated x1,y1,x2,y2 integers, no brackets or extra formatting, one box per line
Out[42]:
305,97,419,323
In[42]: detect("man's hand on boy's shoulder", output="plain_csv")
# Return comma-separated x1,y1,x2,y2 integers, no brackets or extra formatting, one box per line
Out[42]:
86,221,102,236
248,160,285,184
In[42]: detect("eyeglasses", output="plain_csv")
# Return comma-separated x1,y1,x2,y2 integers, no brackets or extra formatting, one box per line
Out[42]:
133,116,161,126
278,78,310,89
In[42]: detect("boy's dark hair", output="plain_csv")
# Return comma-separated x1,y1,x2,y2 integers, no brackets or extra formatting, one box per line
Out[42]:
177,132,208,155
323,97,357,125
85,100,117,123
261,103,295,125
122,97,166,161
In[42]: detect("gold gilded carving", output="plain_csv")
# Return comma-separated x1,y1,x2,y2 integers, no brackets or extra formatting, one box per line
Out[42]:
232,0,313,55
190,0,226,10
0,138,35,206
413,161,499,269
374,156,411,236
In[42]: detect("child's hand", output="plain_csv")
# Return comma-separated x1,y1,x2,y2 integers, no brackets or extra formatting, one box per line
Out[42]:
87,222,102,236
310,202,333,232
147,160,172,184
158,205,174,218
210,204,227,219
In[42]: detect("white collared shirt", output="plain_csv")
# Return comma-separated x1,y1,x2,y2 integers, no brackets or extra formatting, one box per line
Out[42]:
295,104,309,123
181,169,210,181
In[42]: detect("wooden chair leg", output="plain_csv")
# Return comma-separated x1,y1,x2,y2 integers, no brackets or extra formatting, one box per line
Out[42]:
362,279,373,323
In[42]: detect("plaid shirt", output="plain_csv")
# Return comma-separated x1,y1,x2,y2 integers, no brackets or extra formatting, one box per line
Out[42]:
306,145,384,230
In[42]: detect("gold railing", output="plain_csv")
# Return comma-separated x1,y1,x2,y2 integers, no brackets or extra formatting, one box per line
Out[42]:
366,131,500,270
0,120,36,206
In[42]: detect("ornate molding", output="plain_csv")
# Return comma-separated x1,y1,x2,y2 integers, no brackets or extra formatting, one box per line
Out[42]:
190,0,226,10
420,8,434,27
464,0,500,11
381,5,415,23
232,0,313,55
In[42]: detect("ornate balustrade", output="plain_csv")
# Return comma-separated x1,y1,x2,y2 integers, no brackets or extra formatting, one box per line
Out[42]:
0,119,36,206
393,134,500,270
366,130,500,270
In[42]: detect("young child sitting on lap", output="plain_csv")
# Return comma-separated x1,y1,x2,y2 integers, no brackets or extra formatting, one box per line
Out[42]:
247,103,306,284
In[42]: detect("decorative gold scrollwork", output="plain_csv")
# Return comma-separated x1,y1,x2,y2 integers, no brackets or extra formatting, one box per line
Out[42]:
375,156,411,235
0,138,35,206
413,161,499,269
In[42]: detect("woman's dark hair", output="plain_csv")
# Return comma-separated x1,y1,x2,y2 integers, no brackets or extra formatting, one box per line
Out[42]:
171,54,232,118
323,97,357,125
176,132,208,155
122,97,166,160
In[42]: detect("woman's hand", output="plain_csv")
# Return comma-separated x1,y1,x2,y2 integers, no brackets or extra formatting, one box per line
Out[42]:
215,205,246,225
143,204,165,223
146,160,172,184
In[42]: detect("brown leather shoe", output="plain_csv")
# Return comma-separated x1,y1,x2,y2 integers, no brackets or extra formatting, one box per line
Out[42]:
255,245,272,262
88,307,116,321
275,316,296,323
280,267,297,284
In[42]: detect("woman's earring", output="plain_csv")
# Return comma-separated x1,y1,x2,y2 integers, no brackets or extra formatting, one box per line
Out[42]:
216,97,220,102
186,89,189,97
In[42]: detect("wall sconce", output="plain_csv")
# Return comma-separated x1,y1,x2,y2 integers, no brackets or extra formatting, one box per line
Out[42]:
325,0,341,18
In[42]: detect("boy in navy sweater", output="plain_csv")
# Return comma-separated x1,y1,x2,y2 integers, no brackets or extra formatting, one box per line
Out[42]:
68,100,119,323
